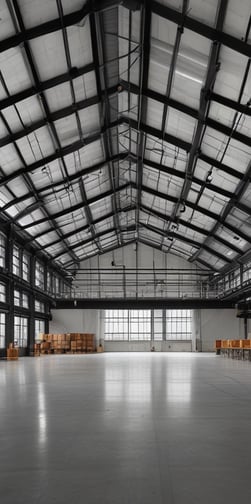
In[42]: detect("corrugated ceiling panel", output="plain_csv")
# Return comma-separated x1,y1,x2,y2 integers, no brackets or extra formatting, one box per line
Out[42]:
45,82,72,112
193,159,239,192
165,108,197,143
19,0,58,28
148,15,177,94
144,135,188,171
16,126,55,164
223,0,251,39
90,196,112,220
118,6,141,86
0,47,32,95
30,31,67,80
67,20,92,67
84,167,110,199
146,98,164,130
226,208,251,237
0,143,22,174
0,1,16,40
73,72,97,102
213,46,249,101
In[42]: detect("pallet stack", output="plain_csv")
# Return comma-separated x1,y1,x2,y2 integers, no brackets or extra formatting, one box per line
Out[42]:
39,333,96,354
215,339,251,360
7,344,19,361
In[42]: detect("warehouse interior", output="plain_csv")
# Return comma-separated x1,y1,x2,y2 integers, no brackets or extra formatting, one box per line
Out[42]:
0,0,251,502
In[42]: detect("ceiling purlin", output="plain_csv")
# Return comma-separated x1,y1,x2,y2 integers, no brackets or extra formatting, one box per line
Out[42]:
0,76,78,263
32,205,137,250
141,221,232,264
63,238,136,269
16,180,251,246
22,183,131,231
90,10,123,247
191,159,251,264
50,223,136,263
139,183,251,244
165,0,228,256
135,3,151,245
209,91,251,116
0,62,95,111
1,153,129,213
191,18,251,265
9,0,79,265
1,83,251,150
0,0,250,56
140,204,242,255
56,0,103,255
79,178,102,253
157,0,189,250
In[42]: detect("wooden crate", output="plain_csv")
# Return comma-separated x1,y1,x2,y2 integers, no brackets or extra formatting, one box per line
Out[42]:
240,340,251,349
7,347,19,360
230,340,241,348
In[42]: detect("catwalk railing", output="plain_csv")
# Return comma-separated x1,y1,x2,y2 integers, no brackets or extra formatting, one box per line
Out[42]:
53,268,223,300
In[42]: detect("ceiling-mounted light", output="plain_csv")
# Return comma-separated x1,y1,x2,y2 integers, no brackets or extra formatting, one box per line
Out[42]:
179,201,186,213
206,171,213,183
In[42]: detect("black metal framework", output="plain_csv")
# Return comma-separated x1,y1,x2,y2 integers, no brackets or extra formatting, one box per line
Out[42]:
0,0,249,298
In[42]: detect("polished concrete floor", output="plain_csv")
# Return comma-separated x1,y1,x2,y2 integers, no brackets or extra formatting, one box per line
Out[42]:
1,352,251,503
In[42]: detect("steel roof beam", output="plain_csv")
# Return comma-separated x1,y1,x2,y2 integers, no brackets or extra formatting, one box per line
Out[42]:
0,117,242,188
0,0,249,57
0,63,95,111
140,204,242,254
62,238,136,269
1,83,251,150
1,153,129,213
9,0,79,266
191,159,251,263
139,183,251,244
141,222,231,264
32,205,137,249
22,182,131,230
90,10,123,246
50,223,136,262
135,3,151,242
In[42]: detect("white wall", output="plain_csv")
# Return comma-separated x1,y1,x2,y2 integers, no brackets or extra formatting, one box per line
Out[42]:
50,309,103,345
50,308,245,353
105,340,192,352
200,309,242,352
74,243,201,298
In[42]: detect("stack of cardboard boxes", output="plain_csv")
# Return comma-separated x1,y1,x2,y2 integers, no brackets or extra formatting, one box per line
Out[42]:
39,333,95,354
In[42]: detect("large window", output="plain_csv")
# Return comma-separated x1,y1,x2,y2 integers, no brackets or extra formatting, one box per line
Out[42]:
105,310,153,341
166,310,191,340
0,283,6,303
35,261,45,289
129,310,151,340
0,313,5,348
13,245,20,276
35,319,45,340
14,289,29,308
104,310,192,341
22,252,30,282
0,234,6,268
34,299,45,313
14,316,28,348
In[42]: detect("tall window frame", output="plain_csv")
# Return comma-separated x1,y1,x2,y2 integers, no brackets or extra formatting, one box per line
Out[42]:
0,313,5,348
14,316,28,348
104,309,192,341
